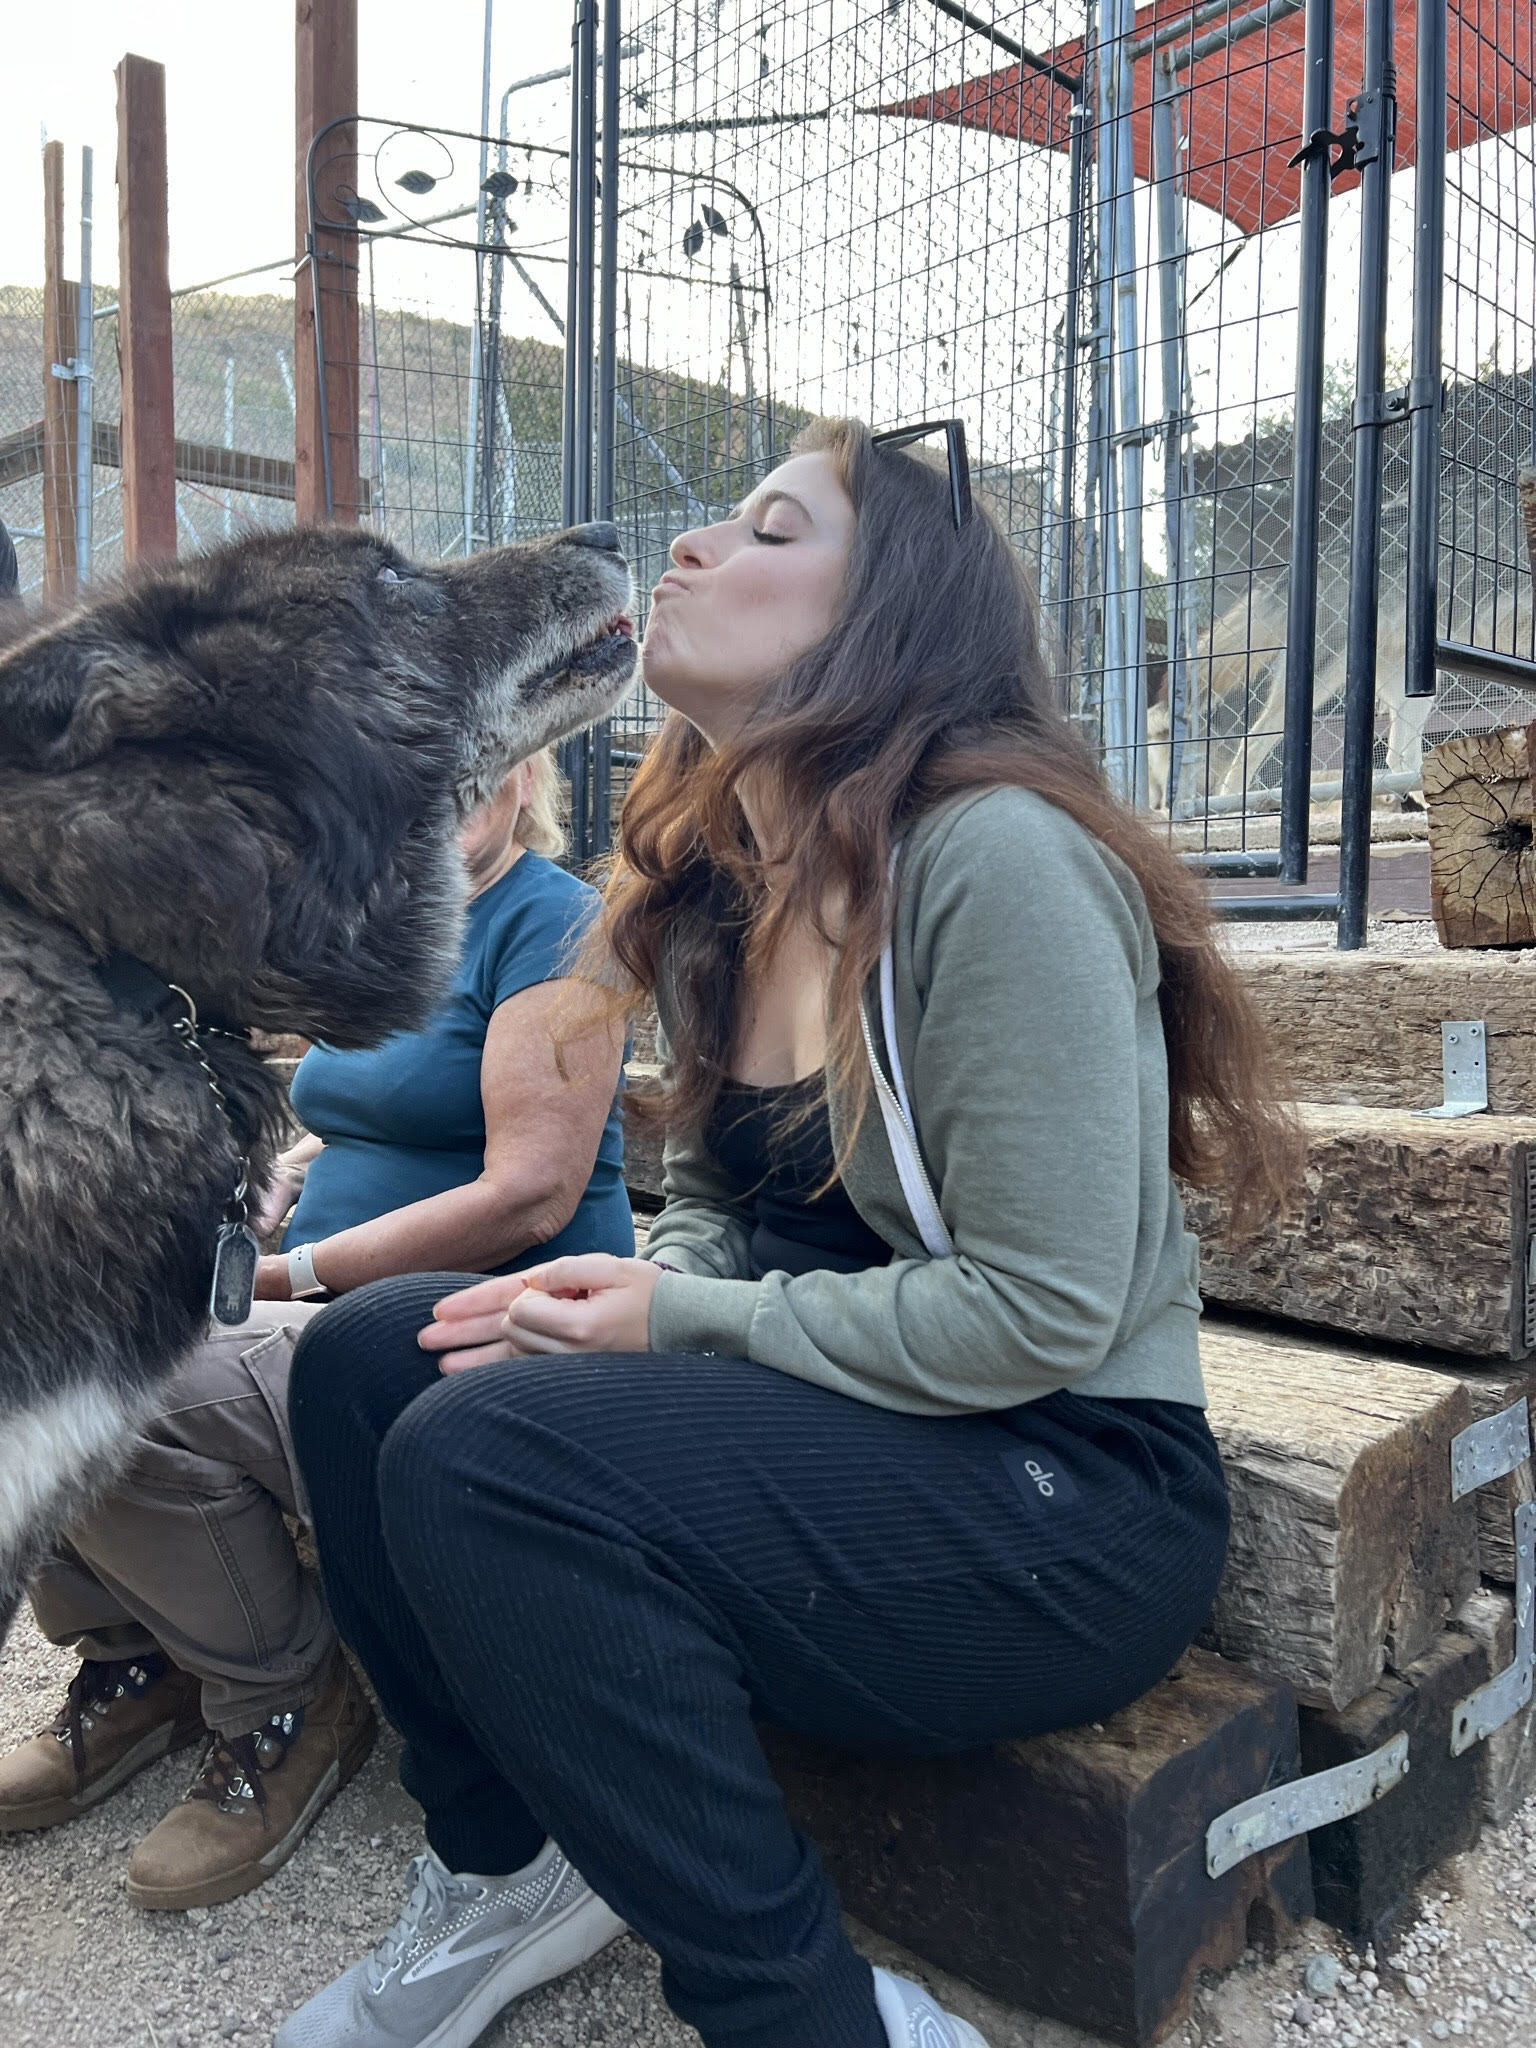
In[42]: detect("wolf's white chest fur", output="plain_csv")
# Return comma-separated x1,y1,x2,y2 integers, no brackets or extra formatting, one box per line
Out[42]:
0,1379,152,1560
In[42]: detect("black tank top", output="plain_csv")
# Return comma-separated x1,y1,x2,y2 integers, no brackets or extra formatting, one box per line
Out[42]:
705,1074,892,1280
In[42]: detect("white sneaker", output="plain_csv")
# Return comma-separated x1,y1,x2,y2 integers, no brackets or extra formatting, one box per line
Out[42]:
274,1839,626,2048
873,1966,993,2048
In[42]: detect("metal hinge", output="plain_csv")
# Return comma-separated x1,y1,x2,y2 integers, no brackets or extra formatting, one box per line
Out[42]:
1413,1020,1488,1119
1525,1153,1535,1353
1206,1736,1409,1879
1451,1399,1531,1501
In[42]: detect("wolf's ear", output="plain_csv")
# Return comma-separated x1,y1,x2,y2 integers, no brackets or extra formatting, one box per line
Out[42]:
0,615,183,770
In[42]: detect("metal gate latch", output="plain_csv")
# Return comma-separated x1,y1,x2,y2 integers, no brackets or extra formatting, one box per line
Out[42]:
1413,1020,1488,1119
1206,1735,1409,1880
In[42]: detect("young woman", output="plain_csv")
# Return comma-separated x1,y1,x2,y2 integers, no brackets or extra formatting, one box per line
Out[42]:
0,751,630,1914
276,421,1295,2048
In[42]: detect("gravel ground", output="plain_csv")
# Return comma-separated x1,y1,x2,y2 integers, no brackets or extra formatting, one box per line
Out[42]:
7,1577,1536,2048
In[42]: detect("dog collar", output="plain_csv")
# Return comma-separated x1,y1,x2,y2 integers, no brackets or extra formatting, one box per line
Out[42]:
93,951,191,1026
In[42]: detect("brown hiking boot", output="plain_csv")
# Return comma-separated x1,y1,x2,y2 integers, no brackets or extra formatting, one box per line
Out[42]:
0,1653,206,1832
126,1651,376,1911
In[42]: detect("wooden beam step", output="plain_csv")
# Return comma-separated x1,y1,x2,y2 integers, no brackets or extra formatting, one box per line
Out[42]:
1199,1322,1478,1709
1185,1105,1534,1360
1300,1623,1488,1951
766,1649,1311,2048
1232,948,1536,1114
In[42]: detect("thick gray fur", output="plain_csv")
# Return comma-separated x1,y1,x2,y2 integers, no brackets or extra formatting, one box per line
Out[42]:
0,521,636,1634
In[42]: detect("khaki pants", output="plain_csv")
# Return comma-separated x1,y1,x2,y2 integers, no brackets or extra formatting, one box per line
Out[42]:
27,1302,338,1739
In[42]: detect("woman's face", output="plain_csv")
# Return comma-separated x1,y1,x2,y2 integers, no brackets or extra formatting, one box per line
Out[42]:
640,450,855,742
459,757,536,883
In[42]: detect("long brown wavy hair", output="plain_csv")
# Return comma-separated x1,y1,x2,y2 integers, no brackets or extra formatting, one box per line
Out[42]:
593,417,1299,1230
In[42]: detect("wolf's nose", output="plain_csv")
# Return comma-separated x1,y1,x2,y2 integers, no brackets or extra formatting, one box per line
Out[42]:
565,520,621,553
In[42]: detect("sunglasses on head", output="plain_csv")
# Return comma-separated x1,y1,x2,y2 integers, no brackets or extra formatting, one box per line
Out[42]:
869,418,973,532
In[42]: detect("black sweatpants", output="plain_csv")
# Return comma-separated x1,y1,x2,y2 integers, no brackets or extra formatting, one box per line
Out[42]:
288,1274,1228,2048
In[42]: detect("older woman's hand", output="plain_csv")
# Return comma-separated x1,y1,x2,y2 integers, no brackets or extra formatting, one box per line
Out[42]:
419,1256,661,1372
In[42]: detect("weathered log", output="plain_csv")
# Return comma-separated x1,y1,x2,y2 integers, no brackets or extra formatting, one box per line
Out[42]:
1199,1323,1478,1708
1458,1587,1536,1826
1231,949,1536,1114
1423,722,1536,949
1185,1105,1534,1360
766,1649,1312,2048
1300,1625,1488,1950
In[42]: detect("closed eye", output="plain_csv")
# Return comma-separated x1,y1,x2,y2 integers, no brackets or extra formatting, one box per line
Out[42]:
751,528,792,546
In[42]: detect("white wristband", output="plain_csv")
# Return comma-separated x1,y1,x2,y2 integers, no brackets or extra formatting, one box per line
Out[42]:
286,1243,328,1299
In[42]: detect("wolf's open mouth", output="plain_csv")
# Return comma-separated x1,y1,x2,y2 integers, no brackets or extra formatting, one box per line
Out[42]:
527,612,637,692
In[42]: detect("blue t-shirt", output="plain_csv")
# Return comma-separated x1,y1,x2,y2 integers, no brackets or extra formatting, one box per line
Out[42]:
284,852,633,1271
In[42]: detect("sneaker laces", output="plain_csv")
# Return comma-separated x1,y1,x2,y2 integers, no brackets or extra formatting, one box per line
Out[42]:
51,1654,169,1787
366,1853,479,1994
188,1705,303,1819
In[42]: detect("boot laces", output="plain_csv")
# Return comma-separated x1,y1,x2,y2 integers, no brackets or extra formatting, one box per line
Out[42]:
51,1655,167,1787
188,1705,302,1818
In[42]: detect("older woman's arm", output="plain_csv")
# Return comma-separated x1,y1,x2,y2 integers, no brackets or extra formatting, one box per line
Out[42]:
254,981,624,1297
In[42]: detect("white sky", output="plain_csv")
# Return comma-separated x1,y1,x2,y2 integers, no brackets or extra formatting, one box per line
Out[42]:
1,1,571,291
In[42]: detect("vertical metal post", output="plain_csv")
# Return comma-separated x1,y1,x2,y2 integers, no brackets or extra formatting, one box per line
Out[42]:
1050,103,1087,685
75,145,94,585
591,0,621,856
1152,53,1192,813
1112,0,1148,807
42,140,80,600
1404,0,1447,700
1337,0,1398,947
1092,1,1129,792
1279,0,1336,882
561,0,599,857
464,0,495,555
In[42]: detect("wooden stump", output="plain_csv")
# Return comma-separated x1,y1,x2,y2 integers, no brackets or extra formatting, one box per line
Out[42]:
1458,1588,1536,1826
1232,950,1536,1113
1185,1106,1534,1360
1423,722,1536,949
766,1650,1312,2048
1200,1323,1478,1708
1300,1625,1488,1950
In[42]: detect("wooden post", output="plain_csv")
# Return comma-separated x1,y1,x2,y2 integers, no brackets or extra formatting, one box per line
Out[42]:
116,55,177,562
295,0,361,525
1423,722,1536,949
41,141,79,600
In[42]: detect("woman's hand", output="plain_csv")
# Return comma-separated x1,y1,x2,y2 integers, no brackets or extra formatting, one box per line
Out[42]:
250,1156,312,1241
418,1255,661,1373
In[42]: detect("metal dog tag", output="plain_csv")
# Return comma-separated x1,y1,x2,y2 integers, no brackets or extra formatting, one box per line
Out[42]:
209,1221,260,1326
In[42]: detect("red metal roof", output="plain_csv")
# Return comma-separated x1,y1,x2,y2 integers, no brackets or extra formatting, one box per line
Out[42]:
878,0,1535,234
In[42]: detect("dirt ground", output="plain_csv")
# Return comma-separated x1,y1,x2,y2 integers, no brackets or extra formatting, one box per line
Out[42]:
4,1610,1536,2048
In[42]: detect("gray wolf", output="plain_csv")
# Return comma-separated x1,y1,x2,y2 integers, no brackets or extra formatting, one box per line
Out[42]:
0,520,635,1634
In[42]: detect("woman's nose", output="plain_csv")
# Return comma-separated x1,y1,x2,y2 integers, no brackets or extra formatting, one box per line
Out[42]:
670,526,711,569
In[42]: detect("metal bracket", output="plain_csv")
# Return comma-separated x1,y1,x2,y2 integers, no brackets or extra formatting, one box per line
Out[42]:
1353,387,1412,430
1451,1400,1531,1500
1453,1502,1536,1753
1413,1021,1488,1119
49,359,80,381
1206,1735,1410,1879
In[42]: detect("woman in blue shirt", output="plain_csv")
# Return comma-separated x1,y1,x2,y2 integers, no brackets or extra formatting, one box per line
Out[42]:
0,750,630,1915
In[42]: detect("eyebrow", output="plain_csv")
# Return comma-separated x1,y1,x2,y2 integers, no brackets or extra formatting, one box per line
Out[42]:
730,489,814,524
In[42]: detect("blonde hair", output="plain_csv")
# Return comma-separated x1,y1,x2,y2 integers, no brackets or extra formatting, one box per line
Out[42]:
514,746,568,859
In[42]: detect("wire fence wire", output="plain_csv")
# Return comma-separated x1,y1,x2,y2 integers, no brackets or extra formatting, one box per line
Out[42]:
603,0,1536,843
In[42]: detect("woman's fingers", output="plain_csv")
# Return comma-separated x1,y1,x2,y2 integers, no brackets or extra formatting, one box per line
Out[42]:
437,1339,516,1374
526,1253,632,1296
418,1311,511,1352
505,1290,595,1346
431,1274,532,1322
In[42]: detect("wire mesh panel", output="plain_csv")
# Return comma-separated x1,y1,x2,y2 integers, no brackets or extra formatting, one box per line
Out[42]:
1434,0,1536,723
306,114,572,561
605,0,1536,842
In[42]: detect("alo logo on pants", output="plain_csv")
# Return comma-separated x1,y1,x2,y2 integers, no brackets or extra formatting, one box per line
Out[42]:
1002,1446,1080,1508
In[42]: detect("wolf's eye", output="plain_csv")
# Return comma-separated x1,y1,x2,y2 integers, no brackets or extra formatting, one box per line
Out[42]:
376,566,402,584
